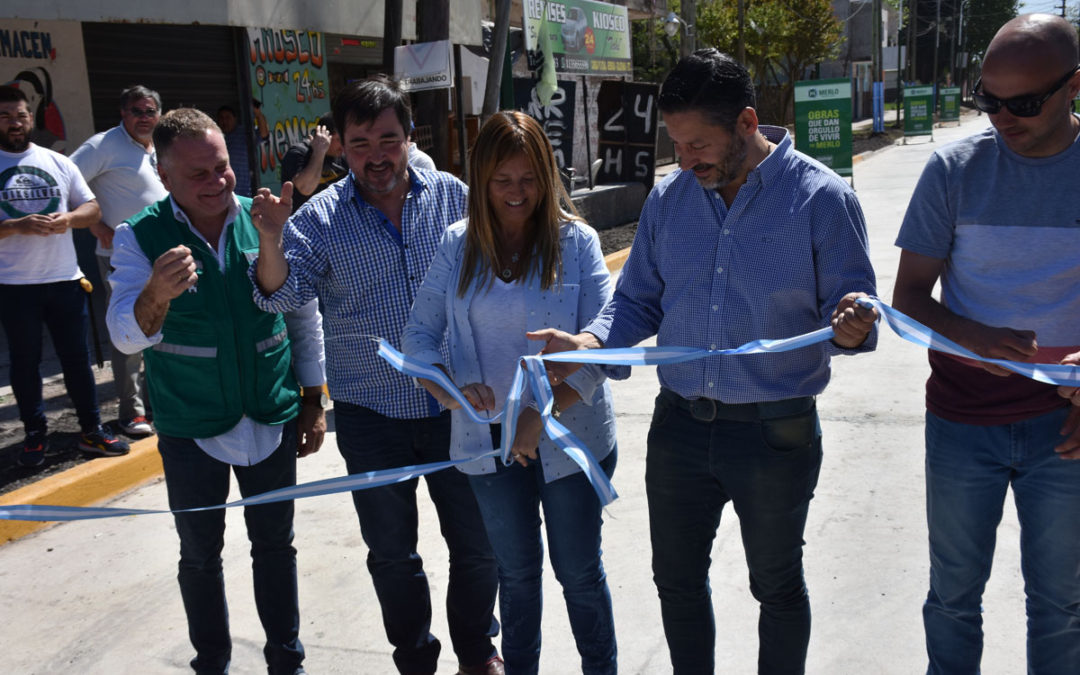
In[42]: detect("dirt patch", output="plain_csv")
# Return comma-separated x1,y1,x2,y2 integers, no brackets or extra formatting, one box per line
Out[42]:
598,222,638,256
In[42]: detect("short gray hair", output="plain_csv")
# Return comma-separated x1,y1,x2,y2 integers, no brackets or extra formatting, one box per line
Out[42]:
153,108,219,162
120,85,161,111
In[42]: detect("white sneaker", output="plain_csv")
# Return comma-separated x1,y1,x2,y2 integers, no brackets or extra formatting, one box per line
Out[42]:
119,416,153,436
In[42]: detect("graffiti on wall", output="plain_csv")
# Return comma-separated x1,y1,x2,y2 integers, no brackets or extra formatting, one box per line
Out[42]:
2,26,72,153
248,28,329,192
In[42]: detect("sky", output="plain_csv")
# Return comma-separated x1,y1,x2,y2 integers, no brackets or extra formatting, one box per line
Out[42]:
1016,0,1074,17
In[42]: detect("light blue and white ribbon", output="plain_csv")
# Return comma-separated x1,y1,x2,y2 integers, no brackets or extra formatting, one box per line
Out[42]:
5,298,1079,523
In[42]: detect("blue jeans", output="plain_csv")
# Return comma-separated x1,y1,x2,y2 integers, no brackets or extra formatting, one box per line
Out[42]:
645,390,823,675
468,424,618,675
924,407,1080,675
157,422,304,675
333,402,499,674
0,281,100,434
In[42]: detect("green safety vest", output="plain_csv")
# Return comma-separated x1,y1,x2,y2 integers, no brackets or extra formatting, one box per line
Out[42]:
130,196,299,438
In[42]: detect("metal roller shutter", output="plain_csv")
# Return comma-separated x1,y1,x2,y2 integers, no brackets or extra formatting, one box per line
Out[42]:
81,22,245,134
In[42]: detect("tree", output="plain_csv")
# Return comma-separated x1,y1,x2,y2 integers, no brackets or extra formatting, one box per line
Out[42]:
964,0,1018,59
694,0,844,124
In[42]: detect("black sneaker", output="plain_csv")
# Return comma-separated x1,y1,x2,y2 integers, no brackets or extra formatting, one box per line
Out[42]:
79,426,131,456
18,430,47,467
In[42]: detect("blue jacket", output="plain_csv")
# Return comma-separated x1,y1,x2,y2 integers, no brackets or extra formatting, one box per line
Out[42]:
402,219,619,481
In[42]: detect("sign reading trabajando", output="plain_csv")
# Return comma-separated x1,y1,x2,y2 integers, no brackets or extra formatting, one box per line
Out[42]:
522,0,632,76
794,79,852,177
904,85,934,136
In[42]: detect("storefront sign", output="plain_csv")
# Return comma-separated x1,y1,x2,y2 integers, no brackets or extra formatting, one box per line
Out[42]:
247,27,328,193
794,78,852,177
903,85,935,137
394,40,453,92
522,0,632,76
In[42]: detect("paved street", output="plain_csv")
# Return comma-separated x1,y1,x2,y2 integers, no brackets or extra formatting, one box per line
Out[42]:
1,112,1034,674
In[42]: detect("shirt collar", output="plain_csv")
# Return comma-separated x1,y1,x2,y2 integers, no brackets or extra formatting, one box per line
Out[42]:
117,123,154,154
751,125,792,188
168,193,241,230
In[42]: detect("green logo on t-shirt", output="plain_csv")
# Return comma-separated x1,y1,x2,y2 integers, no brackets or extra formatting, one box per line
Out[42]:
0,166,62,218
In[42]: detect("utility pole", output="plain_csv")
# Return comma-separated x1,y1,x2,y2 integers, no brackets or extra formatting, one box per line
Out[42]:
482,0,511,120
948,0,957,86
382,0,403,76
909,0,918,82
681,0,697,58
932,0,941,110
416,0,450,169
737,0,746,64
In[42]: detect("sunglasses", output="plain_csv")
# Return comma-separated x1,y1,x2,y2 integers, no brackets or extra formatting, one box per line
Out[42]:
973,66,1079,117
127,106,159,118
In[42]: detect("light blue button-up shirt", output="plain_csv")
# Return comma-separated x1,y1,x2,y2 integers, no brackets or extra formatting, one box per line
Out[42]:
252,168,467,418
586,126,877,403
402,220,619,480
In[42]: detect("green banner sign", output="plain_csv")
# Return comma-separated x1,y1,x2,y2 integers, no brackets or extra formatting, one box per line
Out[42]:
523,0,632,76
939,86,961,122
794,78,852,177
1073,92,1080,114
904,85,934,136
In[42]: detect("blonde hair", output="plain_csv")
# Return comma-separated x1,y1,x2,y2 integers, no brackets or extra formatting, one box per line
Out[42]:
457,111,581,297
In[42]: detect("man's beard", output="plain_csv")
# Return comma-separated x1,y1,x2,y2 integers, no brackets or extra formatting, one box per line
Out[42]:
0,130,30,153
356,161,407,196
693,132,748,191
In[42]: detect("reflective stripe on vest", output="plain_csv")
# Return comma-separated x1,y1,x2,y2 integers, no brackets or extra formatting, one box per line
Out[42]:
152,343,218,358
255,329,287,353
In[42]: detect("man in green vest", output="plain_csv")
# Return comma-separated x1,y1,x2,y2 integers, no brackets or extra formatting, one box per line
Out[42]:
104,108,326,675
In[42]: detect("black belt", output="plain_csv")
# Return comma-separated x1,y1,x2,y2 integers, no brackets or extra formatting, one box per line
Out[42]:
659,388,815,423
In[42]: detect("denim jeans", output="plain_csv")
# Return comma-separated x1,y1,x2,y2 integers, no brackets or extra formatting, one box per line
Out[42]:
0,281,100,434
467,424,617,675
924,407,1080,675
645,390,823,675
157,422,304,675
333,402,499,674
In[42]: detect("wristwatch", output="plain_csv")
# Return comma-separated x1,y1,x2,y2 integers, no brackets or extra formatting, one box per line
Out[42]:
301,386,329,409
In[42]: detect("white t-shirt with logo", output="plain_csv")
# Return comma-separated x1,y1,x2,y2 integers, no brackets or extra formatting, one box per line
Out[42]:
0,143,96,284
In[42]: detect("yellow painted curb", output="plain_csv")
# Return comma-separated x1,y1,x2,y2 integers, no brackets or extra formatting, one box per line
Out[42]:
604,246,630,273
0,436,162,545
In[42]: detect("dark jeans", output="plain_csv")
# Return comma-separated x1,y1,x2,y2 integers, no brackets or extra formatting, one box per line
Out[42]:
468,424,617,675
646,390,823,675
158,422,304,675
333,402,499,674
0,281,100,434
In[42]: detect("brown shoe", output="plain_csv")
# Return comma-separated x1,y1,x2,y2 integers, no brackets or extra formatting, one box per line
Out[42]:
457,654,505,675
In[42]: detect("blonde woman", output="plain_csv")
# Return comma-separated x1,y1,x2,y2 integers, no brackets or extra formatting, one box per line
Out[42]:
402,111,619,674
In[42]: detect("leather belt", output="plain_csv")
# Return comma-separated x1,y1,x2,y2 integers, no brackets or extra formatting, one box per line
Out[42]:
659,388,815,423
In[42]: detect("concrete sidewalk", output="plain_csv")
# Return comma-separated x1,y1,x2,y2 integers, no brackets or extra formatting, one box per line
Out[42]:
0,113,1034,674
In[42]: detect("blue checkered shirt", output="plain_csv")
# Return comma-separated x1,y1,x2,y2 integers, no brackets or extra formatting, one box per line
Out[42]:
585,126,877,403
252,168,466,418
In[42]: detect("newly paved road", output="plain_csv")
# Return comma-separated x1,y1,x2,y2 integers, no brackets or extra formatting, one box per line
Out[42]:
3,112,1033,674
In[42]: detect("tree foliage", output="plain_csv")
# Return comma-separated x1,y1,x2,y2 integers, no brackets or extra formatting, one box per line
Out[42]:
964,0,1018,60
632,0,845,124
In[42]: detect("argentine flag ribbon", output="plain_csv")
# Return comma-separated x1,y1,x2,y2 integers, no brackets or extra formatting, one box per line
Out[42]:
5,298,1080,523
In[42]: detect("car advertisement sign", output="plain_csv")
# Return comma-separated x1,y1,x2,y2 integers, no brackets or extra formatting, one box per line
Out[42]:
794,78,853,177
522,0,632,76
939,86,961,123
903,85,935,136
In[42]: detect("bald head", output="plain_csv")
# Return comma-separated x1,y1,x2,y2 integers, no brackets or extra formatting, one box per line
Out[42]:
984,13,1078,73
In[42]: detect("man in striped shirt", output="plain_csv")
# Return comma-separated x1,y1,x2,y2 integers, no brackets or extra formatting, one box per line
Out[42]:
250,76,503,675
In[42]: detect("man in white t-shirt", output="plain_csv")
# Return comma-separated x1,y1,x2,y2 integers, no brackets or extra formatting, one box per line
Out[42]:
71,84,168,437
0,85,130,466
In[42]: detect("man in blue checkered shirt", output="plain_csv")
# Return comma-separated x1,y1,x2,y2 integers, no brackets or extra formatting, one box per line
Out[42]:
248,76,503,675
533,51,879,674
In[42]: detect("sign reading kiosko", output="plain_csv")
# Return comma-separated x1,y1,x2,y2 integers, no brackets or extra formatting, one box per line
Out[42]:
522,0,632,75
